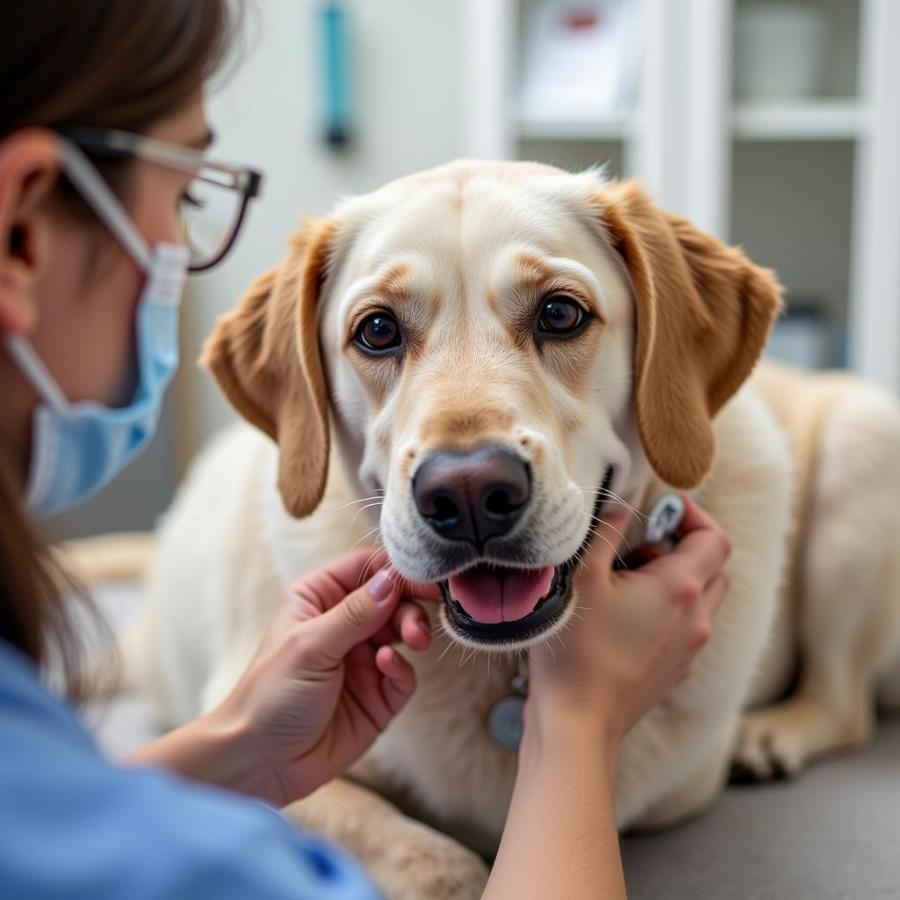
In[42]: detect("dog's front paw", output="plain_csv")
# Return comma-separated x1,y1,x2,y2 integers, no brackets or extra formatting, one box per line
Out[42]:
731,708,803,782
731,697,872,783
369,820,490,900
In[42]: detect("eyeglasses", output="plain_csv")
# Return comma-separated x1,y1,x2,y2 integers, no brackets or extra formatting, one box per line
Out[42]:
60,128,263,273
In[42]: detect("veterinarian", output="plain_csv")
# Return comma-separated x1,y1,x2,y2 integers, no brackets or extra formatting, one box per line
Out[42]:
0,2,731,897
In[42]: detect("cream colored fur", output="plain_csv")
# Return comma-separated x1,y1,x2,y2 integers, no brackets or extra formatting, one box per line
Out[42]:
734,362,900,779
124,163,900,900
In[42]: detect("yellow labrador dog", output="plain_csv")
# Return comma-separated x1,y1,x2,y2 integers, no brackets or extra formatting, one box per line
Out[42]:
131,162,900,898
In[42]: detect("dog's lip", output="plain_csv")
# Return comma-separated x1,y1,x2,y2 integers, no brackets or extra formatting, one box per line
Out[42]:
436,465,613,646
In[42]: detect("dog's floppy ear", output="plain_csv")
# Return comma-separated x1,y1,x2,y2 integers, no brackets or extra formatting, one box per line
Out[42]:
202,218,338,518
597,181,782,488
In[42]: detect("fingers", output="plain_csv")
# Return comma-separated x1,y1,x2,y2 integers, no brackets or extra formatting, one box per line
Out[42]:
676,496,732,579
642,496,731,586
700,569,729,618
288,548,441,620
394,577,443,603
676,494,721,538
375,645,416,714
395,602,433,649
679,570,729,670
370,600,433,651
288,547,390,618
301,567,403,665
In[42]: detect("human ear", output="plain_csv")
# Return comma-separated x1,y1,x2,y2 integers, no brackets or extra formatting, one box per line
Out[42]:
0,129,62,335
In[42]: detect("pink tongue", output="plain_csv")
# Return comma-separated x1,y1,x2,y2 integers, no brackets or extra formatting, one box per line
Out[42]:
448,565,555,624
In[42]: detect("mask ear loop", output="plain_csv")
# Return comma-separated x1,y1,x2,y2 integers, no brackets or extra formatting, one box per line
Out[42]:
57,139,153,272
3,338,69,411
1,140,160,408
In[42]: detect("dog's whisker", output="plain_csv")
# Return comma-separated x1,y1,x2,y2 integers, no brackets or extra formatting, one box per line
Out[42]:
585,525,628,570
542,637,557,664
569,544,594,574
334,493,385,513
436,637,456,663
352,526,378,542
351,525,383,550
589,514,632,553
351,501,385,524
577,485,648,521
361,546,387,582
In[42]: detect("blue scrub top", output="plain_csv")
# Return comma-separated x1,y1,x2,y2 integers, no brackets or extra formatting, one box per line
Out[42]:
0,640,381,899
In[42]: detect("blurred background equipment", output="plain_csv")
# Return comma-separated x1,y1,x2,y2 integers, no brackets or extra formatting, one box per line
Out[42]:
319,1,354,148
518,1,639,124
51,0,900,539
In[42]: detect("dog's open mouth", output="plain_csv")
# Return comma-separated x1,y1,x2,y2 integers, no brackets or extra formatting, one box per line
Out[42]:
437,466,613,647
439,559,577,645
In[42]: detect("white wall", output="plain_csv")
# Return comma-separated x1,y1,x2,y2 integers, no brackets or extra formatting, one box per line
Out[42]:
178,0,464,462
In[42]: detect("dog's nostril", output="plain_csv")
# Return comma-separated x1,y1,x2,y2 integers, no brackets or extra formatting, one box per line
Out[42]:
484,486,521,518
432,493,460,524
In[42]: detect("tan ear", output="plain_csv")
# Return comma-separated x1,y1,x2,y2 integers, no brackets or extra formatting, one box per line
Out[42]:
597,182,782,488
201,218,339,517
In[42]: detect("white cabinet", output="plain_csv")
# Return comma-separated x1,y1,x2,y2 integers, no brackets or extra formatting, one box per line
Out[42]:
461,0,900,392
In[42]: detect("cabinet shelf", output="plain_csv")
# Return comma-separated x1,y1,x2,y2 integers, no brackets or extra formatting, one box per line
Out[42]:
514,100,866,143
512,108,632,141
733,99,868,140
462,0,900,391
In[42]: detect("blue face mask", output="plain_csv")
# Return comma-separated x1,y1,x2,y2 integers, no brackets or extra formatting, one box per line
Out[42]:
2,140,190,519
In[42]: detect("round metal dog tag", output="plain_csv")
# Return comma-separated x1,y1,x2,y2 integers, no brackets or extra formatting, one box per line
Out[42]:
488,695,526,752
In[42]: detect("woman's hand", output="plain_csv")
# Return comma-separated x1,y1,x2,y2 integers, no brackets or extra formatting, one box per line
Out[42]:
526,495,731,752
141,548,442,807
488,499,730,900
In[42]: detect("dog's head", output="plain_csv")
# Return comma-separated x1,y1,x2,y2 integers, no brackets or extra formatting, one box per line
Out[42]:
204,162,781,649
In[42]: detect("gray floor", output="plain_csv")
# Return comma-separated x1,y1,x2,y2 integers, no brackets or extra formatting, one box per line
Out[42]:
622,722,900,900
85,582,900,899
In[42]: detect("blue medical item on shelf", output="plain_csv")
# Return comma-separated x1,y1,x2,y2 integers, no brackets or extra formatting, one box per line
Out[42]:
319,2,352,148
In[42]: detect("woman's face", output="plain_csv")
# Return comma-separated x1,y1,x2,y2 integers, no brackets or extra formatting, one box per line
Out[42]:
0,91,210,475
33,93,209,406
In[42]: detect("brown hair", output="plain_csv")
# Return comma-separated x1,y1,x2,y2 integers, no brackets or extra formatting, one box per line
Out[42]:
0,0,239,695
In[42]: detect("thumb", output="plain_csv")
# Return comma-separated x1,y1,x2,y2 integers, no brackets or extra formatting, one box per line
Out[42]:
582,505,634,571
303,568,399,665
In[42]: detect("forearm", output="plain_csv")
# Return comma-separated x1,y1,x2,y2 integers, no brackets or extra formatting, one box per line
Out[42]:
484,727,626,900
127,710,279,805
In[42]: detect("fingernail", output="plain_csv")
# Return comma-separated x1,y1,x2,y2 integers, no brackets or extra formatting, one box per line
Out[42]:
369,568,394,602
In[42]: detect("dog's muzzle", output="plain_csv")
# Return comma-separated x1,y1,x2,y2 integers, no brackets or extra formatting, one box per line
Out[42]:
425,462,614,648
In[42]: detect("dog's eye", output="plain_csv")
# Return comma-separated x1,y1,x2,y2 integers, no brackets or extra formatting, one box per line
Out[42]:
536,297,586,336
355,313,402,352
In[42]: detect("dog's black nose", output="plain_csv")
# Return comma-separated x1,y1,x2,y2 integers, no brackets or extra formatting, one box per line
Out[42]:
412,447,531,548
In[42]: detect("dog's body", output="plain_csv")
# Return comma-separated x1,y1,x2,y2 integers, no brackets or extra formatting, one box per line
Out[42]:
736,362,900,778
130,162,900,899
